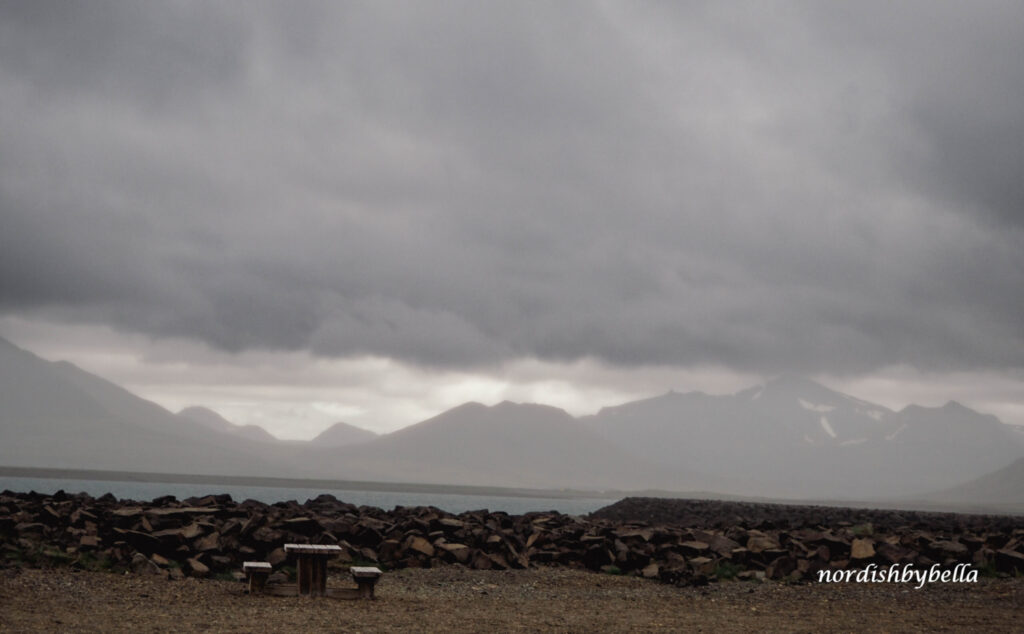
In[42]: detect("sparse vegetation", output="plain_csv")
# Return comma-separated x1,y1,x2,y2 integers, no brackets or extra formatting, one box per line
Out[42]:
977,562,999,578
713,561,742,580
74,551,114,572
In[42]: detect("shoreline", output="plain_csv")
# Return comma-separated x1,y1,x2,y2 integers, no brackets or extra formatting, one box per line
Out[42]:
3,464,1022,516
0,465,620,501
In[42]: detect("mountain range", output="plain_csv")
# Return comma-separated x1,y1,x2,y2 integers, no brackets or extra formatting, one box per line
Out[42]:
1,336,1022,507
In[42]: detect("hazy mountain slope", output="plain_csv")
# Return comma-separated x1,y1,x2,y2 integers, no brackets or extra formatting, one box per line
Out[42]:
178,406,237,433
866,402,1024,493
0,338,291,476
311,421,377,447
178,406,278,442
915,458,1024,509
5,334,1021,500
583,375,1023,499
301,401,730,491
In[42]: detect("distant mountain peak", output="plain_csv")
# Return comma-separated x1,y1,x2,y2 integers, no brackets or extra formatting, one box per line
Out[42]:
177,406,278,441
765,374,828,391
311,421,377,447
178,406,235,432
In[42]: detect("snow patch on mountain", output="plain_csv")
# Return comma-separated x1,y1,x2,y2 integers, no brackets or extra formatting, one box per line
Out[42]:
799,398,835,413
886,423,908,441
819,416,838,438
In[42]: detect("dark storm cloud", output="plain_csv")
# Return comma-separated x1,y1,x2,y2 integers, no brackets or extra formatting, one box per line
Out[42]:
1,1,1023,373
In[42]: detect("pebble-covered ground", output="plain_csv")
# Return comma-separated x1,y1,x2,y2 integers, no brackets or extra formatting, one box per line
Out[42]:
1,566,1021,633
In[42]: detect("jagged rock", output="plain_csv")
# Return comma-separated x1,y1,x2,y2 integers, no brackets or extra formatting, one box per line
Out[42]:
111,508,145,519
16,522,47,537
692,531,740,557
758,548,789,563
689,556,715,576
150,528,182,545
995,548,1024,573
437,518,465,530
151,553,171,567
746,533,780,553
485,534,503,546
4,489,1022,589
929,540,969,559
189,494,231,507
615,527,654,542
679,541,710,557
209,555,232,567
39,506,63,525
194,531,221,553
876,542,912,564
438,542,472,564
180,523,206,541
267,547,287,566
282,517,322,535
640,562,660,578
250,526,284,544
850,538,875,560
147,507,211,519
131,553,162,576
359,547,378,562
114,529,161,555
582,545,613,570
766,555,798,580
186,557,209,577
405,535,435,557
69,508,98,527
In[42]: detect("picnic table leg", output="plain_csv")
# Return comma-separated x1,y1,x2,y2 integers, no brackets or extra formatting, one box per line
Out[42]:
297,554,312,595
313,556,327,597
356,578,376,599
249,571,267,594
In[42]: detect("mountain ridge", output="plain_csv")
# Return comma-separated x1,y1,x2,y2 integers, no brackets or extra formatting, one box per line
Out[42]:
1,336,1022,503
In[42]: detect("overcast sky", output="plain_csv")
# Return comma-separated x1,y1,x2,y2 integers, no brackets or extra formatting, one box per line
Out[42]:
2,1,1023,437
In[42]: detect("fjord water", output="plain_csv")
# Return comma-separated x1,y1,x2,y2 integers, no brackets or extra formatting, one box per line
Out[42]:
0,476,611,516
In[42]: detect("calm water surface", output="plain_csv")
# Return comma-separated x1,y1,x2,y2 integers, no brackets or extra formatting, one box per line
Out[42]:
0,476,612,516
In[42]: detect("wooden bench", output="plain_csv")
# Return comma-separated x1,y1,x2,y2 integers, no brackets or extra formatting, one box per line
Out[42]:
242,561,272,594
350,566,383,599
284,544,342,597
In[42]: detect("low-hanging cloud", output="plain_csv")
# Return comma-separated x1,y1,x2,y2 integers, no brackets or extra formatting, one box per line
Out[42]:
1,1,1022,376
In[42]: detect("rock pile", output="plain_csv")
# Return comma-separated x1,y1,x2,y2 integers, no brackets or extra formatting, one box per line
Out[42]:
2,490,1022,586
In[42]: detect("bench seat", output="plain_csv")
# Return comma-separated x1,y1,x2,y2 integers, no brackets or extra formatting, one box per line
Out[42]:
242,561,273,594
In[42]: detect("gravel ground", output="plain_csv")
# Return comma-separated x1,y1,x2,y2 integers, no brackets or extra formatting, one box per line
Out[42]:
1,566,1021,633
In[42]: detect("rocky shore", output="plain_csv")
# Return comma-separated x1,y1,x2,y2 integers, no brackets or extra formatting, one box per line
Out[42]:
2,489,1023,587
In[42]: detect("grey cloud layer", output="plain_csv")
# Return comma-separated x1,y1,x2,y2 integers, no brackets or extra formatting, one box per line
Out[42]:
1,1,1022,373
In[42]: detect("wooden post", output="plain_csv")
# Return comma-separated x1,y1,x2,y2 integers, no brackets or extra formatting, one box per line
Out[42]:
297,555,311,595
284,544,342,597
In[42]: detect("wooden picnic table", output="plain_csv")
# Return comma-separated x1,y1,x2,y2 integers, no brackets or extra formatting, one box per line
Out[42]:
283,544,342,597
